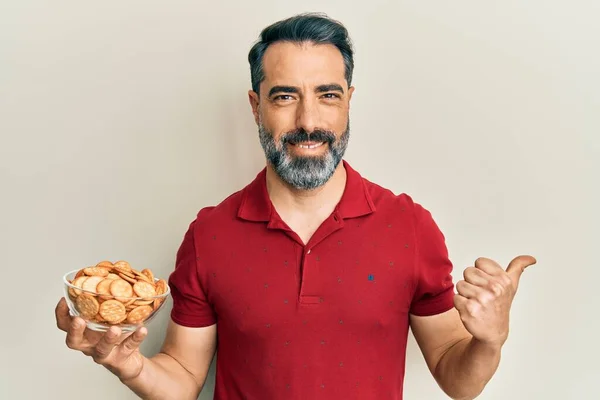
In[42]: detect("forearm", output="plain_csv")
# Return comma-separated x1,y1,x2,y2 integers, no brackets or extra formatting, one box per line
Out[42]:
434,336,502,400
120,353,202,400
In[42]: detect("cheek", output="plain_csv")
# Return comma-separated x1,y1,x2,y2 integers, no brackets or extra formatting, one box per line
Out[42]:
261,109,296,135
322,105,349,129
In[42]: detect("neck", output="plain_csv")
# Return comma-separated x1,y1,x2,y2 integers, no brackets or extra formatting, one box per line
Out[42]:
265,162,347,218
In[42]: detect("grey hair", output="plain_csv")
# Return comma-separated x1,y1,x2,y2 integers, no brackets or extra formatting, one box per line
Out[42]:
247,12,355,94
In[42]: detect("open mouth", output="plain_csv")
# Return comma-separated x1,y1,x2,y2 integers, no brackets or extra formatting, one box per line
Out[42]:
291,141,326,149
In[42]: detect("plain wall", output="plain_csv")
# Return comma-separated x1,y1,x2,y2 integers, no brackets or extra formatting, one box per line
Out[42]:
1,1,598,399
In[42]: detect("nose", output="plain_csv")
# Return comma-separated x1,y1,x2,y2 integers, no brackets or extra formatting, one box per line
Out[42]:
296,97,319,134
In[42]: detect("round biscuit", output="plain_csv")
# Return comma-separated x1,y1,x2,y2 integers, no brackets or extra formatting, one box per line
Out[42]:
114,266,135,277
123,298,136,306
133,281,156,298
118,272,137,284
83,267,109,277
106,273,120,280
82,276,104,293
98,299,127,323
109,279,133,301
75,294,100,319
108,314,127,325
126,305,153,324
68,287,78,301
141,268,154,282
72,276,88,296
133,299,153,306
155,279,168,295
133,270,152,284
113,260,131,272
96,278,113,300
96,261,114,269
93,314,107,323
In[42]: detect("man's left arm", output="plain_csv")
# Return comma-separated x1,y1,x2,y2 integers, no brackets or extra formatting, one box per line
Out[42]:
410,255,537,400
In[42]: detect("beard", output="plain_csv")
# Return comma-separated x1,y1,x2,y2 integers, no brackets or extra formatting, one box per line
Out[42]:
258,120,350,190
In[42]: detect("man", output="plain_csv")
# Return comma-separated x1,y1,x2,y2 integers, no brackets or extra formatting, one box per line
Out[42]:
55,13,536,400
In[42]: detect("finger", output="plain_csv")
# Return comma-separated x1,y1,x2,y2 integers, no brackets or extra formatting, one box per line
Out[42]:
453,294,468,313
505,255,537,285
117,327,148,358
463,267,490,287
93,326,122,362
65,317,87,350
455,280,481,299
474,257,505,277
55,297,72,332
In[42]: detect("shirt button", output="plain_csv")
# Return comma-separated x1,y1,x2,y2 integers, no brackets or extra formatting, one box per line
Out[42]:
307,249,311,255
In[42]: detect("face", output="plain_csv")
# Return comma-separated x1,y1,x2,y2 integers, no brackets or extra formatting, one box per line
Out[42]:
249,41,354,190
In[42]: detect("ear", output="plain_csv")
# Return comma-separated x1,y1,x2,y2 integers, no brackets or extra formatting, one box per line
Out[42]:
347,86,355,103
248,90,260,125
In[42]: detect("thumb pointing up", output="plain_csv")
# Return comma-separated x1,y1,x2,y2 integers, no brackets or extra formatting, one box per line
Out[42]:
505,255,537,289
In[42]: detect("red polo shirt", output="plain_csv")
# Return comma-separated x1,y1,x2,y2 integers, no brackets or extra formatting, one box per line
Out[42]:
168,160,455,400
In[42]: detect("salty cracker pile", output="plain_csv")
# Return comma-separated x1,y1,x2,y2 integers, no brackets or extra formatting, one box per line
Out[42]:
68,260,168,325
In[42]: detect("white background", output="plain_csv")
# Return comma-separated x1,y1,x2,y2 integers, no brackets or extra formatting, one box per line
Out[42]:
1,1,598,399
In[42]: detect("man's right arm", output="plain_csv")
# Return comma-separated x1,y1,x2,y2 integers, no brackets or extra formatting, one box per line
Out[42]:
122,320,217,400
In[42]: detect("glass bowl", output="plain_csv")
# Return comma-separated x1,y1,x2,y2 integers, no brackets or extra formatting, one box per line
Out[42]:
62,267,170,332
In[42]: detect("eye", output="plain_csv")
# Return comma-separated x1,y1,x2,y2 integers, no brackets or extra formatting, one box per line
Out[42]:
321,93,341,99
274,95,294,101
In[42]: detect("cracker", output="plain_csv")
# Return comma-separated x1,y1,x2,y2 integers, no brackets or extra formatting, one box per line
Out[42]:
68,287,78,301
98,299,127,323
133,299,153,306
82,276,104,293
155,279,168,296
96,278,113,301
93,314,107,323
118,272,137,285
108,314,127,325
113,260,131,272
96,261,114,270
133,281,156,298
75,293,100,319
133,270,152,284
141,268,154,283
106,273,120,280
126,305,153,324
83,267,109,277
109,279,133,301
123,298,136,307
114,265,134,275
72,276,88,296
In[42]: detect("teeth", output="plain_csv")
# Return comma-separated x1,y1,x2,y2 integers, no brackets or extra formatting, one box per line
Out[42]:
296,142,324,149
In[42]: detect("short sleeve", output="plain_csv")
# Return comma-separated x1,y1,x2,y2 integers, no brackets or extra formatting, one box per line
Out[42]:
168,220,217,327
409,203,456,316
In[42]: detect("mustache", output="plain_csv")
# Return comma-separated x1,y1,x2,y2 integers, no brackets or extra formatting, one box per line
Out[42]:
281,128,336,145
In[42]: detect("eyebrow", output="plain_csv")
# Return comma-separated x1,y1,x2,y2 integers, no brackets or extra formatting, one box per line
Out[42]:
315,84,344,94
268,83,345,97
268,86,298,97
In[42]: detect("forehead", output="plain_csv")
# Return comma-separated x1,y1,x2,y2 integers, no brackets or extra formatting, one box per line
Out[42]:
261,41,346,89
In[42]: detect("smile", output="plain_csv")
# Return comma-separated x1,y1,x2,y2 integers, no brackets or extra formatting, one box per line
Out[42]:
293,142,325,149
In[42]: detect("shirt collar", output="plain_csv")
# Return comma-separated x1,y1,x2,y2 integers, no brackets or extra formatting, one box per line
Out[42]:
237,160,376,222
